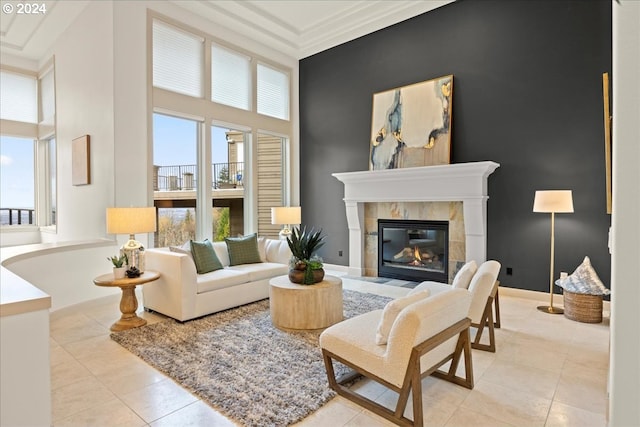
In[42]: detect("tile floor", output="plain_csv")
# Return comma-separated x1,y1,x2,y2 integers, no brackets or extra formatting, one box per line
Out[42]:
49,272,610,426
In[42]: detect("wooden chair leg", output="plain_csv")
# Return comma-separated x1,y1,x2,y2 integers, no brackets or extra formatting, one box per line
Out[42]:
471,297,496,352
493,283,501,329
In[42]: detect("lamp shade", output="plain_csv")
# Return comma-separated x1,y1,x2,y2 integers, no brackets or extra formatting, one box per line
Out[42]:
271,207,301,225
106,207,157,235
533,190,574,213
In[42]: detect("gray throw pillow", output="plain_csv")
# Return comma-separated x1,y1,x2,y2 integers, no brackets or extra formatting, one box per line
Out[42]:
190,239,224,274
225,233,262,266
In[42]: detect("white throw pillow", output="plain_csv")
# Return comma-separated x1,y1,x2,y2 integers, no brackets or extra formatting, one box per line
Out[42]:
556,256,610,296
452,260,478,289
375,290,430,345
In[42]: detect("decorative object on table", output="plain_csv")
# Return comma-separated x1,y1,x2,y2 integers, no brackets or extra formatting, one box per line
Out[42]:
533,190,574,314
106,207,157,272
370,74,453,170
286,226,325,285
125,266,141,278
108,253,128,279
555,256,609,323
111,289,392,427
71,134,90,186
271,206,301,239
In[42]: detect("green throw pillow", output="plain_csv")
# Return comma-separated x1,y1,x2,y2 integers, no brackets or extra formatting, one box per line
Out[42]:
225,233,262,266
190,239,224,274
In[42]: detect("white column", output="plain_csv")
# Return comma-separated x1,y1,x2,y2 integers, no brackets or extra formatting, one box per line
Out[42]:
345,201,364,276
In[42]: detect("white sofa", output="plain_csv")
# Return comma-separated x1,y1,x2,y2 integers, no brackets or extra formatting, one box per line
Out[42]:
142,238,291,321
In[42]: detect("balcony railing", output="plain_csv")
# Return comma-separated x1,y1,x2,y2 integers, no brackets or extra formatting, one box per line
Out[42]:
0,208,35,225
153,162,244,191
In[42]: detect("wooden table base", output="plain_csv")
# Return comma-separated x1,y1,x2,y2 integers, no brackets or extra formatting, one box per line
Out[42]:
93,271,160,332
112,285,147,332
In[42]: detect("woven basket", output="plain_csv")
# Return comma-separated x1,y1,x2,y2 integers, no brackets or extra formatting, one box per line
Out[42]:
563,290,603,323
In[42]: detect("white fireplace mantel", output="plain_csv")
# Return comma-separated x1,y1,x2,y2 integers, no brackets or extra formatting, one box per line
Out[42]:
332,161,500,276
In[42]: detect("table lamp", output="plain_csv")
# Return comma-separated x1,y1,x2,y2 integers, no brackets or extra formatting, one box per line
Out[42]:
533,190,574,314
271,207,301,239
106,207,157,272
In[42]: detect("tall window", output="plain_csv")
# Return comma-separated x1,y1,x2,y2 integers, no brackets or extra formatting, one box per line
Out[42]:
0,64,56,231
0,136,35,225
153,113,199,246
151,16,292,243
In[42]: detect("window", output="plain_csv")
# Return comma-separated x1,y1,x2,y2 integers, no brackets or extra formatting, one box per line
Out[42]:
211,44,251,110
0,71,37,123
257,132,286,236
1,64,57,229
257,63,289,120
153,113,199,246
46,138,56,225
0,136,35,225
150,15,292,242
40,69,55,125
153,21,204,98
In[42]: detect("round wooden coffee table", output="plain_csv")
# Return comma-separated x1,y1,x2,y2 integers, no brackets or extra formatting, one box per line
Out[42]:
269,275,343,330
93,271,160,332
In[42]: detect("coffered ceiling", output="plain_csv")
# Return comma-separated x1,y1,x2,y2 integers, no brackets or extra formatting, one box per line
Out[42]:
0,0,452,62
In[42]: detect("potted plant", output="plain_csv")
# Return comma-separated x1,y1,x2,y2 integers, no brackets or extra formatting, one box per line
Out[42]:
108,253,128,279
286,226,326,285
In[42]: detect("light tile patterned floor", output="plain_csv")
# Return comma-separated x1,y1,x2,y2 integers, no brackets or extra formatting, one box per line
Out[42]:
49,272,609,426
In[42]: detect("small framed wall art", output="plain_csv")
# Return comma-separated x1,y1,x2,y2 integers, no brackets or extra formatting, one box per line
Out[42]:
72,135,91,186
369,75,453,170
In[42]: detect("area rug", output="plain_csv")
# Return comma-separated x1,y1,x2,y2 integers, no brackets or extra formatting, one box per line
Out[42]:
111,289,391,427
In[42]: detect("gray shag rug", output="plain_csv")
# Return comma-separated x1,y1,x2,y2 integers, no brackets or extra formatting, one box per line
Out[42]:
111,289,391,427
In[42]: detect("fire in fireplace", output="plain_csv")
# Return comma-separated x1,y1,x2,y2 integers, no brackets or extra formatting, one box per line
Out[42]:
378,219,449,282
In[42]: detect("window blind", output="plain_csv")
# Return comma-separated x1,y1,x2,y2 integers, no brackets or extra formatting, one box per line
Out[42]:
40,69,55,123
153,20,204,98
257,64,289,120
211,44,251,111
0,71,37,123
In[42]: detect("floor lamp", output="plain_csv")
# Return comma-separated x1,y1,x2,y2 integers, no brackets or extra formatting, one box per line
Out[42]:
533,190,574,314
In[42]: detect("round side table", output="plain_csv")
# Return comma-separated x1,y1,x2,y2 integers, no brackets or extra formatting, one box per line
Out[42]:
93,271,160,332
269,275,343,330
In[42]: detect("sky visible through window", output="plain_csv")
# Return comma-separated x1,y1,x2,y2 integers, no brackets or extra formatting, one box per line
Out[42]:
153,113,230,167
0,136,34,209
0,115,231,211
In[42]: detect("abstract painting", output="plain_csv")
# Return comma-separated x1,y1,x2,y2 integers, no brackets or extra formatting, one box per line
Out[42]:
369,75,453,170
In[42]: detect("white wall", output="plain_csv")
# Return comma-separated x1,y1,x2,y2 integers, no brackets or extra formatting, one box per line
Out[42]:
4,242,121,311
50,0,115,242
610,1,640,425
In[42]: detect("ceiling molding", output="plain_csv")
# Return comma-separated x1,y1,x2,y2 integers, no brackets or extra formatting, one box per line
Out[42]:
0,0,453,62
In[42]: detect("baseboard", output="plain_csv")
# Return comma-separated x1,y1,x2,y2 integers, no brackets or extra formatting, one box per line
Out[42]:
323,263,349,273
499,286,611,313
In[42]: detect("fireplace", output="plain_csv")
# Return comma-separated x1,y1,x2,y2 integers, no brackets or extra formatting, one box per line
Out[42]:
378,219,448,282
333,161,500,277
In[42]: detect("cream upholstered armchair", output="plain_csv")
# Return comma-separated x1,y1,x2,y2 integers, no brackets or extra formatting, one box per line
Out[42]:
409,260,502,352
319,288,473,427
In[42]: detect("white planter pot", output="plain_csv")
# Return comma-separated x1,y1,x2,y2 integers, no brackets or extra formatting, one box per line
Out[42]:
113,267,126,279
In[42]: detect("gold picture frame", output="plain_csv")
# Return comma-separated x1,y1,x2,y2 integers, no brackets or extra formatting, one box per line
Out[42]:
72,135,90,186
602,73,612,214
369,75,453,170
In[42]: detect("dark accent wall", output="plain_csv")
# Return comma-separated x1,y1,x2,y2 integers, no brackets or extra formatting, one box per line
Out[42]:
299,0,612,294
